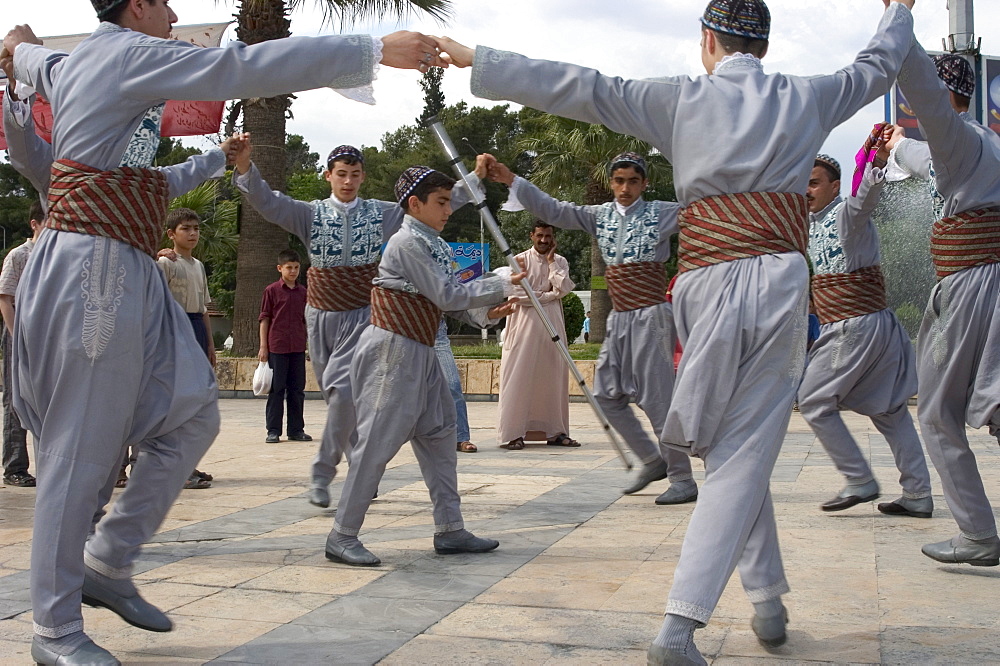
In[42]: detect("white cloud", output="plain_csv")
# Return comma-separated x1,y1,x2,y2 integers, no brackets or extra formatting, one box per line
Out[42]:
8,0,1000,195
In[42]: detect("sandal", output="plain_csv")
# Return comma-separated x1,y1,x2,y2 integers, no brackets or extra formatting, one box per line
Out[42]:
457,441,478,453
501,438,525,450
183,474,212,490
194,469,213,482
546,433,581,447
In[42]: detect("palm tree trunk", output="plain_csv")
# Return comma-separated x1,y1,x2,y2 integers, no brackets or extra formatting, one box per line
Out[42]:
584,179,612,344
230,1,293,357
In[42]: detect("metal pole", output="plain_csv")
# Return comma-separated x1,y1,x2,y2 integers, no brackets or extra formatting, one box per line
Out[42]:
946,0,978,54
424,116,633,470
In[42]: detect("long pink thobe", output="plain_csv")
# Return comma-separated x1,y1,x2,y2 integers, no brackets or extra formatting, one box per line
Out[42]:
497,248,575,443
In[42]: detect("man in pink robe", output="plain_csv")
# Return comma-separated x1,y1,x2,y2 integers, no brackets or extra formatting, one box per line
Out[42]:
497,222,577,449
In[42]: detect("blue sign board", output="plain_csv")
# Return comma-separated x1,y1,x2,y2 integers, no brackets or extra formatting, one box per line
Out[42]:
448,242,490,284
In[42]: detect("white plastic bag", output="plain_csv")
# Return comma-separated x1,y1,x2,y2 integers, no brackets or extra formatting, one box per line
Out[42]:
252,361,272,396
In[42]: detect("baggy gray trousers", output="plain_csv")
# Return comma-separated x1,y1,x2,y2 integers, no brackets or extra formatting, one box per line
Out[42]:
797,309,931,498
661,253,807,625
594,301,692,480
13,232,220,638
916,262,1000,540
332,326,464,538
306,304,368,488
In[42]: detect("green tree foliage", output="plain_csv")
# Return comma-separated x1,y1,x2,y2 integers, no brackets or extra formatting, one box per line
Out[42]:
0,161,38,259
362,102,539,247
286,133,320,176
155,137,202,166
562,291,585,343
416,67,446,125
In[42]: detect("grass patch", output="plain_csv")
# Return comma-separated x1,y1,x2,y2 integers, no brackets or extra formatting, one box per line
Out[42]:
450,342,601,360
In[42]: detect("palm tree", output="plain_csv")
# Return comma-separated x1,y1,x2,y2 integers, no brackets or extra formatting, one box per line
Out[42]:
167,180,239,268
227,0,453,356
517,114,672,344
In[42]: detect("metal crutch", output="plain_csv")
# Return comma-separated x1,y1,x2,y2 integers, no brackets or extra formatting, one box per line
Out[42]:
425,116,632,470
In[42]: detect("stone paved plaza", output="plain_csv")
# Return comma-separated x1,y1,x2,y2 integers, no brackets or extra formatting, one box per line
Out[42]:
1,399,999,664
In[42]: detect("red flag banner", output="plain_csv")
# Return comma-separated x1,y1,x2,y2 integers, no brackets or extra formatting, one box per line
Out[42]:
0,23,230,151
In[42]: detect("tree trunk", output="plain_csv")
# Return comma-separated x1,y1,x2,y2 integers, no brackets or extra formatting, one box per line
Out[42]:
230,1,293,357
584,179,612,344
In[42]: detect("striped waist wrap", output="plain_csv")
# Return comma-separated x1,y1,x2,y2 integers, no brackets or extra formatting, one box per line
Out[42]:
930,207,1000,281
46,158,169,258
604,261,667,312
369,286,441,347
811,265,887,325
677,192,809,274
307,263,379,311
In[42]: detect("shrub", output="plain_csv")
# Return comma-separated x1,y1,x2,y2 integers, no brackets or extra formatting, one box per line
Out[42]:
563,292,585,343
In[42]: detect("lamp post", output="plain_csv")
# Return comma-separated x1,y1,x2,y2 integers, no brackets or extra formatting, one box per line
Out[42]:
946,0,979,54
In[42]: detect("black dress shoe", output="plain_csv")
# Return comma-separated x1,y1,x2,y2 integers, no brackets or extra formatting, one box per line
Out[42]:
288,432,313,441
820,480,879,512
821,493,880,512
265,432,280,443
877,497,933,518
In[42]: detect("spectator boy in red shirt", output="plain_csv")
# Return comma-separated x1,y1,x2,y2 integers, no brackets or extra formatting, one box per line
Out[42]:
259,249,312,443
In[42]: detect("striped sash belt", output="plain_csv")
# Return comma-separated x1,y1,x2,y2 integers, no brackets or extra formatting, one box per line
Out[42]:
307,263,378,311
369,286,441,347
811,265,887,324
605,261,667,312
677,192,809,274
46,158,168,258
930,207,1000,281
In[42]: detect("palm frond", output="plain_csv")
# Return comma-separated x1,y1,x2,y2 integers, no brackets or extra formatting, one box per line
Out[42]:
168,181,240,267
285,0,453,27
517,114,671,196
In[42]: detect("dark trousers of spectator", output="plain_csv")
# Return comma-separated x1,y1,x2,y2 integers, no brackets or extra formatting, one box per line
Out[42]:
2,328,30,477
266,351,306,436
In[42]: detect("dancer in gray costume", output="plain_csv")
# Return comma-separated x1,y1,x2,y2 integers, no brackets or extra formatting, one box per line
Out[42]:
325,166,519,567
234,140,482,508
435,0,915,661
798,152,932,517
480,152,697,504
893,49,1000,567
4,3,448,661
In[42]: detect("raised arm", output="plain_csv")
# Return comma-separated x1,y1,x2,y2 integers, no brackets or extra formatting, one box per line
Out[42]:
11,26,450,105
807,3,915,131
895,42,979,184
483,155,599,234
4,25,62,103
439,38,680,159
2,90,51,197
159,148,226,199
842,164,886,238
232,137,313,243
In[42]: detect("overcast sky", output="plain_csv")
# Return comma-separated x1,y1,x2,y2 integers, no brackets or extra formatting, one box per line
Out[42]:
6,1,1000,191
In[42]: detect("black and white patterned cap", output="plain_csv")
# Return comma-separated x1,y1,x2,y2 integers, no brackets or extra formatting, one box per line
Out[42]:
92,0,128,18
609,152,648,176
395,166,437,205
701,0,771,41
934,54,976,99
815,154,841,181
326,145,364,168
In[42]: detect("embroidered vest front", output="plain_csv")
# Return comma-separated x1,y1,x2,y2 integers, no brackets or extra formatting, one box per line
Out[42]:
310,198,385,268
593,200,663,265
